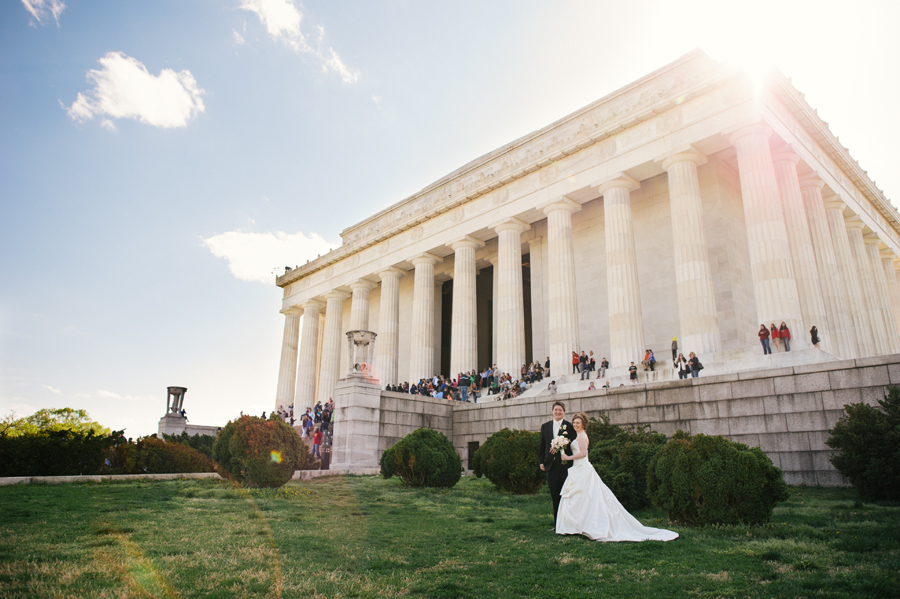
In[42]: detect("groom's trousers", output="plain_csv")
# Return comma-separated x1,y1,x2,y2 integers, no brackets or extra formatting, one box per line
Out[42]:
547,465,568,526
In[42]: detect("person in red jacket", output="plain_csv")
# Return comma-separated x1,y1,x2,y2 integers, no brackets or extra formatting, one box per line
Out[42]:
759,324,771,355
780,322,792,352
312,429,322,459
770,323,781,352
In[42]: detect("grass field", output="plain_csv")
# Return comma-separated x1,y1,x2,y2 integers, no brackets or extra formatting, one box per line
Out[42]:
0,475,898,598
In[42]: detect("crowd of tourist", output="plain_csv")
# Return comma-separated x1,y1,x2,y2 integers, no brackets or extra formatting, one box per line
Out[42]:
382,361,553,402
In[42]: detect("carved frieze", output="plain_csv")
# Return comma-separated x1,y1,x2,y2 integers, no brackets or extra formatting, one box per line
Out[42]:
338,56,719,250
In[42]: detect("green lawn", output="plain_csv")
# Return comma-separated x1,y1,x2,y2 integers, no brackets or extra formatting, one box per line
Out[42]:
0,475,897,598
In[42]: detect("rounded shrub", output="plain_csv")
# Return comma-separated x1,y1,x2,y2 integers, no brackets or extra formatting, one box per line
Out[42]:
472,428,543,494
139,437,216,474
647,430,789,526
380,428,461,488
213,415,318,488
827,386,900,502
586,415,667,512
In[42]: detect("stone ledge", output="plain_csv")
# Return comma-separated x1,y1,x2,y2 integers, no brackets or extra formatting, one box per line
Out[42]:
854,354,900,367
0,472,223,486
292,468,380,480
738,367,795,380
691,373,739,385
791,359,857,375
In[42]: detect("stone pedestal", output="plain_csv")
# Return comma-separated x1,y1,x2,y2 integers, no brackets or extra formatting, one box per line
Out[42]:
158,414,187,436
329,374,383,470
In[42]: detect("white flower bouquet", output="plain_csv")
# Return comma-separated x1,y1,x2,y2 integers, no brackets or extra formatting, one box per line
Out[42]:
550,435,570,453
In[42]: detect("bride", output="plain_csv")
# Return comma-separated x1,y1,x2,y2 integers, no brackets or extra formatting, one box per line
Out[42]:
556,412,678,542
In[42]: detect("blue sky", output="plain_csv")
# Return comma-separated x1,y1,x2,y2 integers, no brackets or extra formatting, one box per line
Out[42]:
2,0,899,437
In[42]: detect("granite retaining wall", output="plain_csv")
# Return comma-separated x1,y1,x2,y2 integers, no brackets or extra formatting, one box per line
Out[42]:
376,355,900,486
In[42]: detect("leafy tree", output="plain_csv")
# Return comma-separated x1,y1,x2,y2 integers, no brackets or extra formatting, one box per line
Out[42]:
827,386,900,502
1,408,110,437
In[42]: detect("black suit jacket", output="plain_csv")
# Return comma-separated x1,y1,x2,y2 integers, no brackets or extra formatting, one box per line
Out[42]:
539,419,577,471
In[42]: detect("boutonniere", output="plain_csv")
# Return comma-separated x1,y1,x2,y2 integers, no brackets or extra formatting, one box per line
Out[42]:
560,424,567,432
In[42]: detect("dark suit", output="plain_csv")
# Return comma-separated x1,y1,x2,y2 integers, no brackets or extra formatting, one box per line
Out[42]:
539,419,577,525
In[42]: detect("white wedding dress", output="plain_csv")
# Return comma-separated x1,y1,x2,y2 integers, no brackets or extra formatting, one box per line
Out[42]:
556,439,678,542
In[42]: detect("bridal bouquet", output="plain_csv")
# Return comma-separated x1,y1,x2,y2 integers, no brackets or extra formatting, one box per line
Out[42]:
550,435,570,453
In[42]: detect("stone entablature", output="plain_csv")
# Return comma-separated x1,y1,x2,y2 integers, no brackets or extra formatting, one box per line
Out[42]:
276,50,900,294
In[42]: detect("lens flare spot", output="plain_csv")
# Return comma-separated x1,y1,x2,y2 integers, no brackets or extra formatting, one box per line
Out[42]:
270,450,282,464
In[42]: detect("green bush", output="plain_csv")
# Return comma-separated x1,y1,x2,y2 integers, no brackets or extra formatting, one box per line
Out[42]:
162,431,217,458
827,386,900,502
647,431,789,526
585,415,667,512
213,415,317,488
471,428,542,494
0,429,124,477
380,428,461,488
138,437,216,474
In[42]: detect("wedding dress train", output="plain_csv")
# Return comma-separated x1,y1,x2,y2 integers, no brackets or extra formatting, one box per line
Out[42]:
555,439,678,542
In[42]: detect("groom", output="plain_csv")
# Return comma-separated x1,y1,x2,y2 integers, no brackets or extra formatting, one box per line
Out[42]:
539,400,577,530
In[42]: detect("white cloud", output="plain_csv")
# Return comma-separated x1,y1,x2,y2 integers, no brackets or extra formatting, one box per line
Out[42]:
97,390,148,402
202,230,337,283
21,0,65,26
42,384,62,394
233,29,245,44
66,52,205,129
239,0,358,84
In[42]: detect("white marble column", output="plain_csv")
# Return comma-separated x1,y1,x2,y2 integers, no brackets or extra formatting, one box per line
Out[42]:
799,175,852,357
659,147,721,354
727,124,804,343
294,299,323,409
489,255,499,367
450,236,484,376
408,253,442,382
542,197,582,379
866,235,900,353
317,291,349,404
493,218,530,376
376,267,405,386
826,198,875,356
275,308,301,410
885,254,900,343
846,217,888,355
772,150,826,351
528,236,547,364
595,173,644,367
349,280,376,331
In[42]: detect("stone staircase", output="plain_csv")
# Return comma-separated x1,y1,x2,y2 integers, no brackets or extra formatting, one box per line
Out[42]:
520,346,839,397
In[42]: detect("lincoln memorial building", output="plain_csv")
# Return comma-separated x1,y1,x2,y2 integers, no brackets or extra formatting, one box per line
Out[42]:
272,49,900,413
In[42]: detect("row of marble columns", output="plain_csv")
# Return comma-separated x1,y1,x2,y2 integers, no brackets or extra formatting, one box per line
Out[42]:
275,123,900,410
